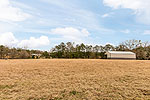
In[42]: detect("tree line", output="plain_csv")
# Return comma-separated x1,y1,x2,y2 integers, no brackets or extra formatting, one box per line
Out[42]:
50,40,150,60
0,45,43,59
0,39,150,60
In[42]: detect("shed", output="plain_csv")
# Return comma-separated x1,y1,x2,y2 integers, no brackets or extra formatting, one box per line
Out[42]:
31,54,41,59
106,51,136,59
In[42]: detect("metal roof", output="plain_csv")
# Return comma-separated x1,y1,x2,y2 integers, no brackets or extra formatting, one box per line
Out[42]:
31,54,41,56
107,51,135,55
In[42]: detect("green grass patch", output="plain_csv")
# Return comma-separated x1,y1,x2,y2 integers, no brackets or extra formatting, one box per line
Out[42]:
0,84,16,90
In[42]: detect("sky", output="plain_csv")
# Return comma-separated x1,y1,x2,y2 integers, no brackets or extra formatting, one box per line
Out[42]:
0,0,150,50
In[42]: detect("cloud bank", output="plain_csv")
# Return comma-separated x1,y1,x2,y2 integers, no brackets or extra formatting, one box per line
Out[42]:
0,0,30,22
0,32,50,49
0,32,18,47
51,27,90,43
18,36,50,49
103,0,150,24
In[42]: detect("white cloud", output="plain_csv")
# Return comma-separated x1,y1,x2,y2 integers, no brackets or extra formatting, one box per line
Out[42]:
144,30,150,35
18,36,50,49
0,0,30,22
121,29,130,34
0,32,18,46
103,0,150,24
0,32,50,49
50,27,90,43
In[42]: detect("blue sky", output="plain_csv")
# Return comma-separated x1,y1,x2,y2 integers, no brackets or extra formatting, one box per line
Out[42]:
0,0,150,50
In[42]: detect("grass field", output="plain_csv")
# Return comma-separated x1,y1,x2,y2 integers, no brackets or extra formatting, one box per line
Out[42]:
0,59,150,100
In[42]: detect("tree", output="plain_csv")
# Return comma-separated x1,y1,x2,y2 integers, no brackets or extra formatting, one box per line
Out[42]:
115,44,128,51
42,51,50,58
93,45,100,58
104,44,115,51
122,40,142,50
134,47,147,60
85,45,92,58
9,48,18,59
19,50,30,59
0,45,9,59
66,42,75,58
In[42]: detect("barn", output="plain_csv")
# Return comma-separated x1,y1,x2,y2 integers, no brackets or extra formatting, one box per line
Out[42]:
106,51,136,59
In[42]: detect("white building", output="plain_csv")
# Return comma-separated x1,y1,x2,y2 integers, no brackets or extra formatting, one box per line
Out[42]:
106,51,136,59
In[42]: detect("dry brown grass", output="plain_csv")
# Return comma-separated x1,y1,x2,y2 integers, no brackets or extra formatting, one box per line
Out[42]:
0,59,150,100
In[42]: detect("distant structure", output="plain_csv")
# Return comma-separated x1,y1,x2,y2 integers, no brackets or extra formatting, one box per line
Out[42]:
106,51,136,60
31,54,41,59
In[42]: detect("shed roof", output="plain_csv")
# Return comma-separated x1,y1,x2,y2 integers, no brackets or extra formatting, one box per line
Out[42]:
31,54,41,56
107,51,135,55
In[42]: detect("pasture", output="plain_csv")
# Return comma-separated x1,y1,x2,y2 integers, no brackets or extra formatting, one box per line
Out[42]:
0,59,150,100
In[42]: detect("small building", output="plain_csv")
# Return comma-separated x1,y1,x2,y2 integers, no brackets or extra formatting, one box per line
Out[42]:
31,54,41,59
106,51,136,59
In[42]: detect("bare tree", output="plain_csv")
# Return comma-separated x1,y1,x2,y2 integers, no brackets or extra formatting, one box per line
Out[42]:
122,40,142,50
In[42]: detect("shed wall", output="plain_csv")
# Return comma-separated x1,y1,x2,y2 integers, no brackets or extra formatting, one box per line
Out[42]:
111,54,136,59
107,52,136,59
